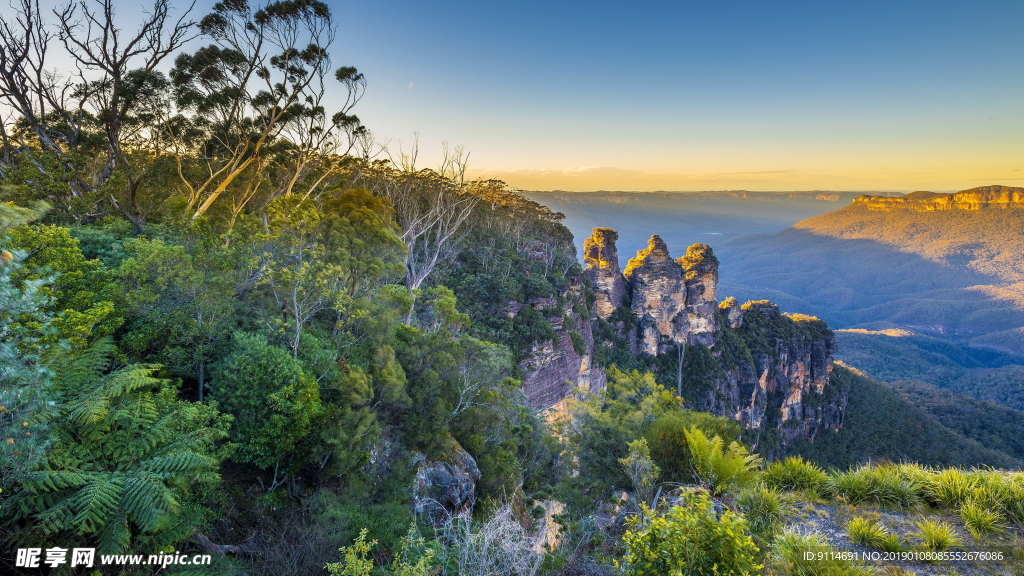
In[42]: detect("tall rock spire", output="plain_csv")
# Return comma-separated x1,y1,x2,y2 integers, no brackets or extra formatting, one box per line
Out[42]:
624,235,686,354
582,228,626,319
679,243,719,346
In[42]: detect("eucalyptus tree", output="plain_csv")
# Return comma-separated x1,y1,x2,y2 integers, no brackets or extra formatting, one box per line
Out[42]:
169,0,366,223
0,0,195,228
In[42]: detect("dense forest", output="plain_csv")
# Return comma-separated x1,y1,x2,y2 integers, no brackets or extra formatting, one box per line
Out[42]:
2,1,1023,575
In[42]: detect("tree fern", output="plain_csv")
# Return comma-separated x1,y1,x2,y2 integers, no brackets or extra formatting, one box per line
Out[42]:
2,340,231,554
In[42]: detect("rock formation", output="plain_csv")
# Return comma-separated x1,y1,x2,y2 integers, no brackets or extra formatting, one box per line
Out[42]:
524,227,847,452
621,234,721,354
679,242,719,347
517,226,847,452
412,439,482,525
583,228,626,319
624,235,686,354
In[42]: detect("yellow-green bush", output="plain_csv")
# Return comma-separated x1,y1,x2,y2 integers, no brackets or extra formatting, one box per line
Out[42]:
621,492,761,576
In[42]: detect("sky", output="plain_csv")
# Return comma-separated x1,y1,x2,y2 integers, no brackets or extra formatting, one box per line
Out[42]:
24,0,1024,192
327,0,1024,191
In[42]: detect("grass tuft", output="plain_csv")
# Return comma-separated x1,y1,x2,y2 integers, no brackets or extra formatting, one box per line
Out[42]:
913,518,960,552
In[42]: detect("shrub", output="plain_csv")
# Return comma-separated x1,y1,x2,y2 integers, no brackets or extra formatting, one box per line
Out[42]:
684,427,761,495
912,518,960,552
762,456,829,495
644,410,742,484
326,529,374,576
770,532,871,576
618,438,660,505
620,492,761,576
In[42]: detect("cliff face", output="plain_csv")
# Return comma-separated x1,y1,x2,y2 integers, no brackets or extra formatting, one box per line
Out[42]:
854,185,1024,211
518,281,607,409
722,302,844,449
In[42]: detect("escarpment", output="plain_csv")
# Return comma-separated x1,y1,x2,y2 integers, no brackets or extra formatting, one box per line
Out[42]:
853,185,1024,211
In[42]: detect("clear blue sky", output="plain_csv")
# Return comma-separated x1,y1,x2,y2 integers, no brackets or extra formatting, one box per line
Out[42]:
325,0,1023,190
83,0,1024,190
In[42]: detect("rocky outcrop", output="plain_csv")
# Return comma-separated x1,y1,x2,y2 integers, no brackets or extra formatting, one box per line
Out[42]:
724,302,842,448
854,185,1024,211
679,243,719,347
578,230,847,452
624,235,686,355
622,235,721,354
520,226,847,452
413,439,482,525
583,228,626,319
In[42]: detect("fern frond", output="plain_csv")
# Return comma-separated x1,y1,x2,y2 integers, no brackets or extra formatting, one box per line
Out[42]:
96,514,132,555
121,473,178,532
69,473,124,534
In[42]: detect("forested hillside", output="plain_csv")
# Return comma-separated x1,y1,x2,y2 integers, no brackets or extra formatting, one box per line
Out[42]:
2,2,1023,575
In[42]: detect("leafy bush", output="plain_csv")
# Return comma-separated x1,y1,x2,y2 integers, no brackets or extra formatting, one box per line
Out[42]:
210,331,323,472
620,493,761,576
683,427,761,495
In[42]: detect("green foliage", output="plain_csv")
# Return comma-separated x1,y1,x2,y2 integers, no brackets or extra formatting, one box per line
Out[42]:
847,515,886,547
762,457,829,495
620,494,761,576
5,223,122,349
3,340,229,554
683,427,761,495
643,409,742,484
825,463,926,509
566,367,680,497
925,468,978,508
737,486,786,537
433,182,578,359
326,528,375,576
618,438,660,505
959,497,1004,540
209,332,322,470
912,518,960,552
116,236,239,398
0,230,56,495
